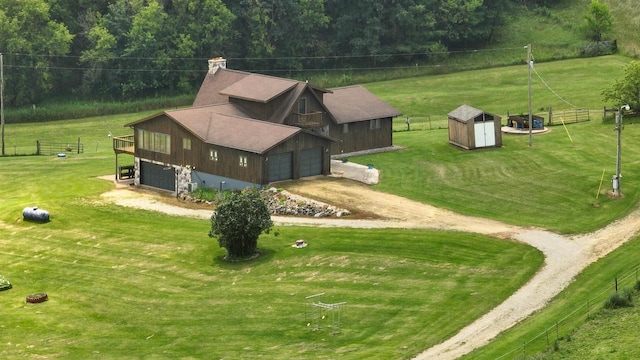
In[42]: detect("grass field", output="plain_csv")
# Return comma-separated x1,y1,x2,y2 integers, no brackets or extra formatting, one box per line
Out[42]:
2,54,640,358
0,152,541,358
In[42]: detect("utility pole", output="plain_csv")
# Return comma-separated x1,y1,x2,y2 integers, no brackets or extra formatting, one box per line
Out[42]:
526,44,533,147
613,104,629,197
1,52,4,156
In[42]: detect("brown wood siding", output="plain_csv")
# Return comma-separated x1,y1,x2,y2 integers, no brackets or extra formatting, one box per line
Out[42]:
191,144,264,184
134,115,265,184
134,115,174,164
448,118,471,149
134,113,331,187
284,89,329,127
329,117,393,154
265,132,330,180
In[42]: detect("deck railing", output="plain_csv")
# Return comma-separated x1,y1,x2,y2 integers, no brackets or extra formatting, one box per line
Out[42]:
113,135,135,154
292,112,323,127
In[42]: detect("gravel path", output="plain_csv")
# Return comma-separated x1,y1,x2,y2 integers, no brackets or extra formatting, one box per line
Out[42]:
100,177,640,359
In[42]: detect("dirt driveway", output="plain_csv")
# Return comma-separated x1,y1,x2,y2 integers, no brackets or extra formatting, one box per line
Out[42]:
101,176,640,360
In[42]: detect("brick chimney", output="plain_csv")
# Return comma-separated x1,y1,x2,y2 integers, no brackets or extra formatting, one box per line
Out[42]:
208,57,227,74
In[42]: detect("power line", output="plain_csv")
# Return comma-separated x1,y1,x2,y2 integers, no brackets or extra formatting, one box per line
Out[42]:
531,66,583,109
0,45,527,62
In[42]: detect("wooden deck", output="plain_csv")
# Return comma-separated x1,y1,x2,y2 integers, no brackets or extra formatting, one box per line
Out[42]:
113,135,135,155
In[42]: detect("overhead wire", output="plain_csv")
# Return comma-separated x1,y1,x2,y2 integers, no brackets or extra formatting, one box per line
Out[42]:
530,52,583,109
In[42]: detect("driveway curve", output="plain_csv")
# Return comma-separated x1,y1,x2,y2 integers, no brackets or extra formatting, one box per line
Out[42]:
100,178,640,359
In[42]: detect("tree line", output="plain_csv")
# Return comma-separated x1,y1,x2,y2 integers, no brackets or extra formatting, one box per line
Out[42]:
0,0,589,107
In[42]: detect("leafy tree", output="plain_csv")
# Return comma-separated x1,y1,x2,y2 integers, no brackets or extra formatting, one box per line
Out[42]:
224,0,329,70
80,0,137,96
0,0,73,106
165,0,235,90
209,188,274,259
602,61,640,113
121,0,171,96
582,0,612,42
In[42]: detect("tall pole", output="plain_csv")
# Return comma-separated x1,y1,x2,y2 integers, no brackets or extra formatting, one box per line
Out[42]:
1,52,4,156
615,111,621,196
613,106,627,197
527,44,533,147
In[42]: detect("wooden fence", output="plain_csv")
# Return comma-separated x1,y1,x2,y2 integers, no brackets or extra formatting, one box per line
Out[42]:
495,264,640,359
393,109,602,132
1,139,85,156
548,108,592,125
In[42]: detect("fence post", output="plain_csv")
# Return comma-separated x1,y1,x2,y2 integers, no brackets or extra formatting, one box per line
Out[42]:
36,140,40,155
548,107,553,125
546,330,549,348
77,137,80,154
615,277,618,293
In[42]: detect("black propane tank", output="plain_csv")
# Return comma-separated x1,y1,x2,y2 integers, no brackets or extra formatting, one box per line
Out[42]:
22,206,50,222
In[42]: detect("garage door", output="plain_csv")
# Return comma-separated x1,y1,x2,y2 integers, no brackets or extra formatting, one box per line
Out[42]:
268,152,293,182
140,161,175,191
300,147,323,177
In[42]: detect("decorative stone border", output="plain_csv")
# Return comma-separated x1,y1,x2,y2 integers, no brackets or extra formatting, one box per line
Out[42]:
26,292,48,303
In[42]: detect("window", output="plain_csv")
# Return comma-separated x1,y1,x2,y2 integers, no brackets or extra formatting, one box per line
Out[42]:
370,118,382,129
137,129,170,154
209,149,218,161
298,98,307,114
239,155,248,167
183,138,191,150
343,124,349,134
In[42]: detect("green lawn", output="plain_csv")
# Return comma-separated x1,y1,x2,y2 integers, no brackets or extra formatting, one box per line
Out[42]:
462,232,640,359
0,172,541,358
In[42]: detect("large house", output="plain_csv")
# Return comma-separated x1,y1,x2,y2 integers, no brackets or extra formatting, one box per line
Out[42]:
113,58,401,193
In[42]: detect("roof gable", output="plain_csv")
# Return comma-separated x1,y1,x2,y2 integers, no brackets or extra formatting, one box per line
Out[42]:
165,106,301,154
324,85,402,124
192,68,250,107
219,73,299,103
448,105,499,123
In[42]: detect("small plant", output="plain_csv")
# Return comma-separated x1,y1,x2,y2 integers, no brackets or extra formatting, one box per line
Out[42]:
0,275,12,291
190,187,217,202
604,287,635,309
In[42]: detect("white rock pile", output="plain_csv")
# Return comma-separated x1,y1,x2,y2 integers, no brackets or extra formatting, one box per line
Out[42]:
262,188,350,218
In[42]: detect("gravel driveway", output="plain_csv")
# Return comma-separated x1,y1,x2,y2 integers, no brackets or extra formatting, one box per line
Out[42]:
100,172,640,359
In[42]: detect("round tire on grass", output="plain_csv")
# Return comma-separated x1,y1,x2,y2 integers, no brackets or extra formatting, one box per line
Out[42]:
26,292,48,303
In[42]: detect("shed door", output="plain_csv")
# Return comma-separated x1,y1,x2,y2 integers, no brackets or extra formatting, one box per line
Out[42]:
300,147,323,177
140,161,175,191
474,122,495,148
268,152,293,182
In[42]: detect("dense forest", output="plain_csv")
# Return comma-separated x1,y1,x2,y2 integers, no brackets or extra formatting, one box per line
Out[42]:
0,0,588,107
